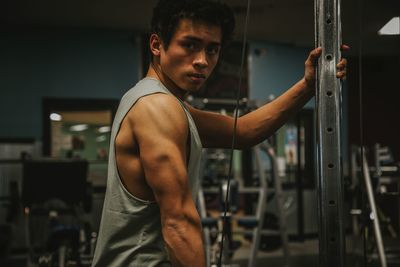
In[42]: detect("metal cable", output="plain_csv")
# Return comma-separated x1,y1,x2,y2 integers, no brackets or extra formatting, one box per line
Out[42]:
217,0,251,266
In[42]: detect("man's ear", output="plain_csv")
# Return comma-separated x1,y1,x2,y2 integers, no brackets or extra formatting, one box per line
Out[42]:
150,34,162,57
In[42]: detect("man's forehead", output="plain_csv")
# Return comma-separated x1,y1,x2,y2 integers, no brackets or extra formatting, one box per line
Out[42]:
174,18,222,44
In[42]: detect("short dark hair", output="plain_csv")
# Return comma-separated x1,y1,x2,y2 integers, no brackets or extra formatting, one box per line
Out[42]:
151,0,235,49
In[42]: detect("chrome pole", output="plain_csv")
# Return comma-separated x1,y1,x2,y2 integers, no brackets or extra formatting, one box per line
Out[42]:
315,0,346,266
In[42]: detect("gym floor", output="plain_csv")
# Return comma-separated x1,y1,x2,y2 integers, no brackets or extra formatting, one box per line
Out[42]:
228,237,395,267
2,236,397,266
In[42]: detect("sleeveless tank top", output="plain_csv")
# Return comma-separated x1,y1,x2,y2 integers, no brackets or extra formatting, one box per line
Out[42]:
92,77,203,267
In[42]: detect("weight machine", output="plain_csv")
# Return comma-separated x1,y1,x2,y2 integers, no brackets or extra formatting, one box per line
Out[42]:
350,144,400,266
198,141,290,267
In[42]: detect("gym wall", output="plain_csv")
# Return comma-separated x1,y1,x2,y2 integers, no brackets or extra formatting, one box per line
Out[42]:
0,29,141,140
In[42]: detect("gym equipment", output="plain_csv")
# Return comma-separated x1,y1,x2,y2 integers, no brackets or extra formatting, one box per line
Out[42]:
373,144,399,196
361,148,387,267
350,144,400,266
22,159,94,267
259,142,290,266
199,142,290,267
315,0,345,266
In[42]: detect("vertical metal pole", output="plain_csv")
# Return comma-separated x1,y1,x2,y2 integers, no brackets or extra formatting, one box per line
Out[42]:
315,0,346,266
361,150,387,267
247,145,267,267
262,142,290,267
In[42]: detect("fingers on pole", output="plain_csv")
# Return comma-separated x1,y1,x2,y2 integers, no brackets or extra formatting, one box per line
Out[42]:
336,58,347,79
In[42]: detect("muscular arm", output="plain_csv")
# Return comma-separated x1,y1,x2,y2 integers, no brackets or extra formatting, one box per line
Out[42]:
189,78,312,149
131,94,205,267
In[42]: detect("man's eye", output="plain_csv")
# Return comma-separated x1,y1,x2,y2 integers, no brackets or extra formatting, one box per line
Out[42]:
183,43,196,50
207,46,220,55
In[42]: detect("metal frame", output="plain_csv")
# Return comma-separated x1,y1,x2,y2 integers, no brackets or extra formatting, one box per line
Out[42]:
198,144,291,267
246,145,268,267
361,149,387,267
315,0,346,266
260,142,290,267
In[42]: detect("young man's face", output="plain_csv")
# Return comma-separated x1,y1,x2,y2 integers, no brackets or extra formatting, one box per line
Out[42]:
158,19,222,93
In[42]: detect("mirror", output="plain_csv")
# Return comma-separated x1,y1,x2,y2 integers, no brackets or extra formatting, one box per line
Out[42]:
42,98,119,160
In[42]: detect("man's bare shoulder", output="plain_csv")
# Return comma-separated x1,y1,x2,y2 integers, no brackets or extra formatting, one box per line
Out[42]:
127,93,188,136
135,93,182,110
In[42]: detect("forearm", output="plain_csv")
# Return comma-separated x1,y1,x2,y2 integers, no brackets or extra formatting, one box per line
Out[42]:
237,78,313,148
162,215,206,267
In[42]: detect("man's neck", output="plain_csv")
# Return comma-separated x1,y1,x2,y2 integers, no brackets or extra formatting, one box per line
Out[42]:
146,64,187,100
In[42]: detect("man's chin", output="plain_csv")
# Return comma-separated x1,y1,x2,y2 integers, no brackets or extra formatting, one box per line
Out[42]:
186,85,203,93
179,81,200,91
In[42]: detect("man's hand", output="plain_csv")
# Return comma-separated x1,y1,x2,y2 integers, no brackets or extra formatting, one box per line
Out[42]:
336,45,349,80
304,45,350,90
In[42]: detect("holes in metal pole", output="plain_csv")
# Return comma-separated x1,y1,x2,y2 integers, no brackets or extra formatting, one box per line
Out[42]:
326,91,333,97
326,18,332,24
327,127,333,133
328,163,334,169
329,200,336,206
326,54,333,61
330,237,336,243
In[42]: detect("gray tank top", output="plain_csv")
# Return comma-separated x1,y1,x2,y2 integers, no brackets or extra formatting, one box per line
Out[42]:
92,77,202,267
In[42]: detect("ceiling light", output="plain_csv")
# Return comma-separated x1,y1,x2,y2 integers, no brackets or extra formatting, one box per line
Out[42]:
70,124,88,132
50,113,62,121
96,135,107,142
98,126,111,133
378,17,400,35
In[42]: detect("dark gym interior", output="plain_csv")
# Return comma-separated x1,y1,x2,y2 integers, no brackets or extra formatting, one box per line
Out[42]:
1,0,400,266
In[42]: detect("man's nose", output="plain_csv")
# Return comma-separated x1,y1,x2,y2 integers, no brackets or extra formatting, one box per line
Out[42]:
193,50,208,69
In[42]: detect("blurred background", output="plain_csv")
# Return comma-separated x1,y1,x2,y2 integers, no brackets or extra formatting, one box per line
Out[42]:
1,0,399,266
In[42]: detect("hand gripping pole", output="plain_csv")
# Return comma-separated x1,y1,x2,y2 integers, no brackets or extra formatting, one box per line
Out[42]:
315,0,346,266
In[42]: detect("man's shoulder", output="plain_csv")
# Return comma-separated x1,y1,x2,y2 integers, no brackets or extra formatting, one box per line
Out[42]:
126,93,189,142
136,93,182,111
127,93,187,127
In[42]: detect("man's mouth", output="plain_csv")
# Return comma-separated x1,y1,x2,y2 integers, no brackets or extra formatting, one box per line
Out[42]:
189,73,206,83
191,73,206,79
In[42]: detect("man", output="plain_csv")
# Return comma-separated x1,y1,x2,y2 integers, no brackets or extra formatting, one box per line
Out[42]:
92,0,347,266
